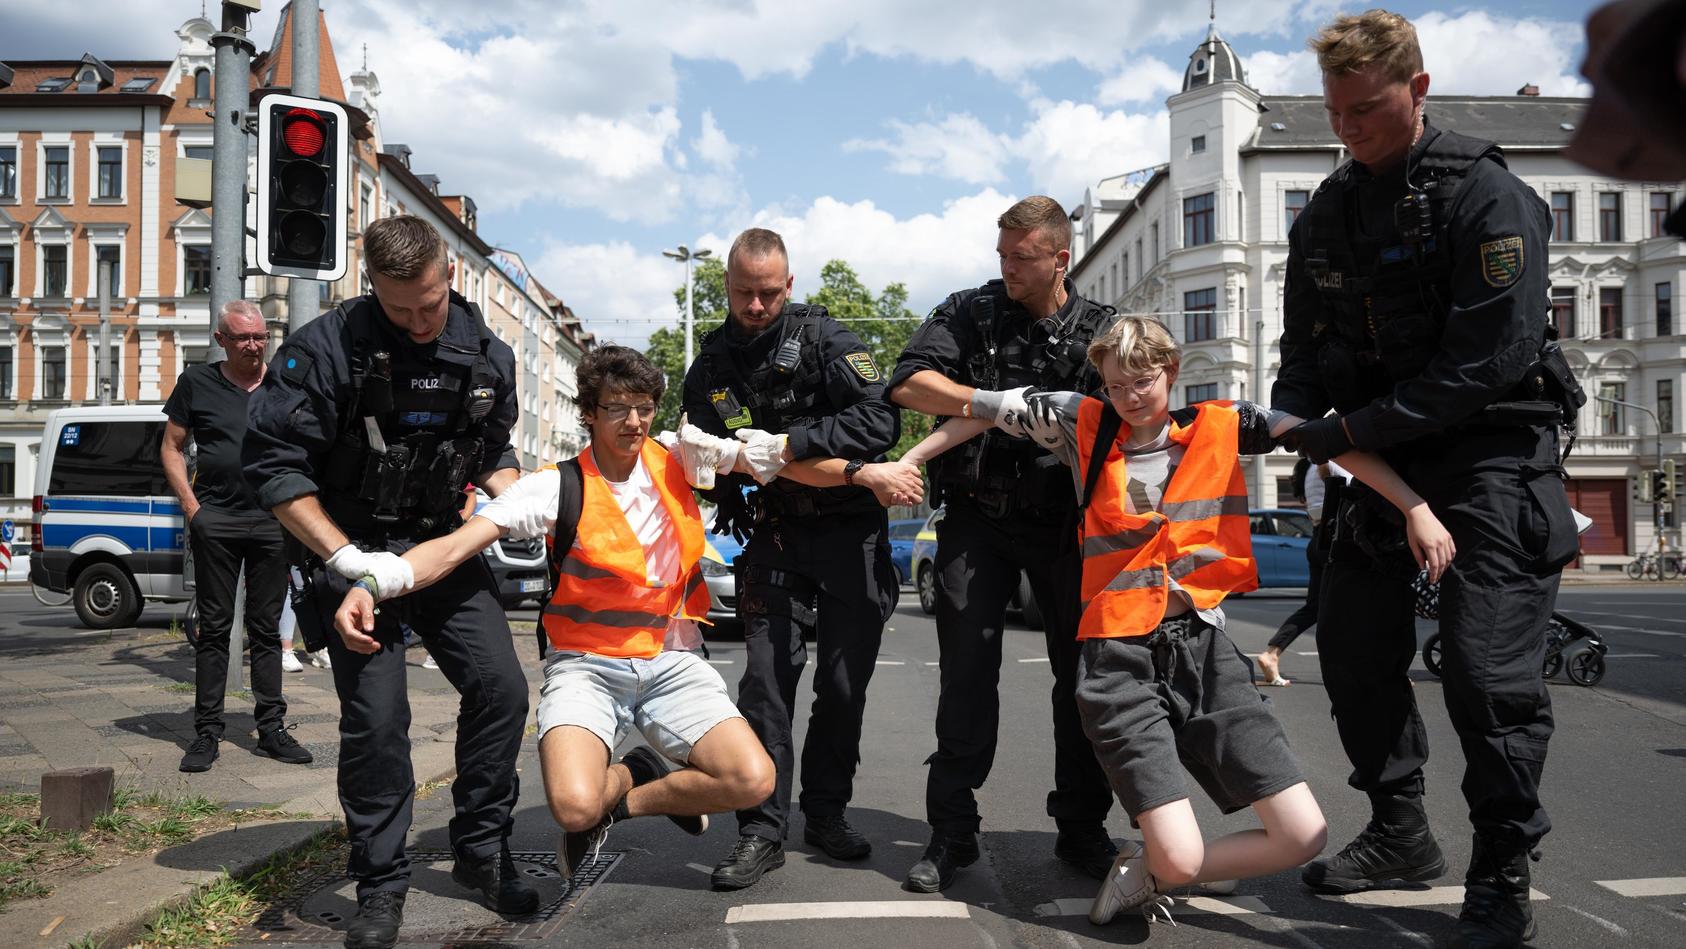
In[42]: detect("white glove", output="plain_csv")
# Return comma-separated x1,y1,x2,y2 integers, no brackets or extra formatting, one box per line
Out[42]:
734,428,790,484
654,430,679,450
677,423,741,489
325,544,415,599
970,385,1032,437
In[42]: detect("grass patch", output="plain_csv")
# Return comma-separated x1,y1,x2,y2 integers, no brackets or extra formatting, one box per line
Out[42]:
160,682,195,694
414,778,449,801
136,826,348,948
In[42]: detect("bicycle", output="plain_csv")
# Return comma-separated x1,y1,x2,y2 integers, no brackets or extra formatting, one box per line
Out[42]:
1625,549,1684,580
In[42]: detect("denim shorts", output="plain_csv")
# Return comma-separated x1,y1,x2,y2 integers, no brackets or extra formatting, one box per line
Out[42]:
536,649,743,765
1075,613,1305,819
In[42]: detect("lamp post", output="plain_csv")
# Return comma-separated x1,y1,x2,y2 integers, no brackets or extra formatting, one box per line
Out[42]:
662,244,713,373
1596,394,1667,559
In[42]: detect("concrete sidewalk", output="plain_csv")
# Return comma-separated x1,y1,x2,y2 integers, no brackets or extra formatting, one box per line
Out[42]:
0,621,546,947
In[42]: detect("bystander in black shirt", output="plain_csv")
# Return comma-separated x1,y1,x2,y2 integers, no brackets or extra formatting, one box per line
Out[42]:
163,363,271,518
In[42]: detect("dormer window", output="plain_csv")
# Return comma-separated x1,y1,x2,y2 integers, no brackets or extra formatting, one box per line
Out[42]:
121,77,155,93
36,77,71,93
1193,57,1207,74
193,68,210,100
1191,135,1207,154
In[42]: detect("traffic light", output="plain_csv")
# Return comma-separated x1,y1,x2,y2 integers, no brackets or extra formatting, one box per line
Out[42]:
1640,469,1659,503
1651,469,1667,504
1666,459,1679,500
255,92,348,281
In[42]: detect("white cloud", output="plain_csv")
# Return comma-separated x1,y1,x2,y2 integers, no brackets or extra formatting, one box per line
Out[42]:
1096,56,1184,106
844,114,1013,185
693,111,742,169
1015,101,1170,207
534,240,687,352
1243,49,1323,96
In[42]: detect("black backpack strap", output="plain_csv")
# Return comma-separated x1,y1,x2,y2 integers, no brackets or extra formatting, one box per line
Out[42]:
539,457,585,659
1080,402,1123,510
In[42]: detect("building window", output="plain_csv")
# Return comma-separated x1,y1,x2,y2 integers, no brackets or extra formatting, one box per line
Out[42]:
0,345,11,400
1599,382,1625,435
359,184,373,226
43,245,68,297
1191,135,1206,154
184,145,213,161
1284,190,1308,234
0,246,12,297
1151,223,1159,263
1184,287,1217,342
184,246,212,295
0,445,12,495
1600,287,1624,339
0,146,15,199
41,345,66,400
1109,262,1118,299
1185,383,1218,404
1120,252,1129,290
182,346,209,369
1183,192,1215,247
1134,238,1143,280
1550,286,1576,339
193,68,210,100
1660,282,1674,338
95,244,121,297
44,146,70,200
1599,192,1622,242
1660,379,1675,435
1653,192,1675,238
97,146,122,199
1551,192,1574,242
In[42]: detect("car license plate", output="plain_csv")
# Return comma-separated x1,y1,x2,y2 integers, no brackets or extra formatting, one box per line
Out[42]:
519,579,547,593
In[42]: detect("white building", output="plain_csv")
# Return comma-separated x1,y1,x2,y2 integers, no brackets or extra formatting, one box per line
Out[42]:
1069,22,1685,573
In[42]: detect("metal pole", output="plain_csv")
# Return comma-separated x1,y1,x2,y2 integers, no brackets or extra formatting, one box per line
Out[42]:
208,3,254,365
684,252,695,373
287,0,322,332
1596,394,1666,565
1252,315,1265,505
97,262,112,405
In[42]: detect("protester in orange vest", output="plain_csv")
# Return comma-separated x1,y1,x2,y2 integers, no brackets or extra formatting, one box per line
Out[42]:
336,345,775,884
906,314,1456,926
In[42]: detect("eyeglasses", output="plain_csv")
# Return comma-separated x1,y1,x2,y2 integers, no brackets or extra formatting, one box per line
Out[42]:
596,402,658,422
216,332,268,345
1102,370,1164,399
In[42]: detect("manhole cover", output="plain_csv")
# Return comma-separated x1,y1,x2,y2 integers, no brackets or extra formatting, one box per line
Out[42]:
238,849,621,944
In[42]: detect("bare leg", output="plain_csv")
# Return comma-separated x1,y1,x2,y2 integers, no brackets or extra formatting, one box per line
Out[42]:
539,725,630,832
1139,784,1326,887
1256,646,1287,685
624,717,774,818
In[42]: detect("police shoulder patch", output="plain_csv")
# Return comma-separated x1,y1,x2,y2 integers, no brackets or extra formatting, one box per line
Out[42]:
844,351,882,382
279,350,314,386
1479,236,1524,288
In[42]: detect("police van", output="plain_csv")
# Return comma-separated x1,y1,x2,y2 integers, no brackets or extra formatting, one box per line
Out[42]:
30,405,191,629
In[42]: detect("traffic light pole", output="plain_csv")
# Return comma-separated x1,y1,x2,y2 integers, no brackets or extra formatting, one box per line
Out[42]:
209,4,255,367
1598,394,1669,563
287,0,322,332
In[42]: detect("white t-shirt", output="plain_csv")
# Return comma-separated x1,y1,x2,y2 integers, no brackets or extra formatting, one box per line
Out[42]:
476,453,702,650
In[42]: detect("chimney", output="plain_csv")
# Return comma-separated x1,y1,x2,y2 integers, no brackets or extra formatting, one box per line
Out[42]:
1517,83,1540,96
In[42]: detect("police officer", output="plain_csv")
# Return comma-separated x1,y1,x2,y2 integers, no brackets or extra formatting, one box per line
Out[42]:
1272,13,1581,949
887,195,1118,893
679,227,905,891
244,216,536,949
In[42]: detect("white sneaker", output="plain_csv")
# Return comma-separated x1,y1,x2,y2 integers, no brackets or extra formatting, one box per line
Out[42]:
1089,841,1175,926
422,653,439,670
308,648,333,670
280,649,305,673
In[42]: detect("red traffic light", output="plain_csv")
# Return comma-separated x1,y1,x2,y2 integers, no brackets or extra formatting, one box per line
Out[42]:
282,108,326,158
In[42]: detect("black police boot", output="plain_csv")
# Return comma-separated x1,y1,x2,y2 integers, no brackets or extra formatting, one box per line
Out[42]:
711,834,785,890
804,812,871,860
344,890,405,949
1302,792,1446,893
1054,821,1119,880
451,850,540,916
904,829,980,893
1448,833,1539,949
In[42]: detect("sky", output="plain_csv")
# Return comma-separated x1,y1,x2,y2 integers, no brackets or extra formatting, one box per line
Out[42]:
2,1,1605,347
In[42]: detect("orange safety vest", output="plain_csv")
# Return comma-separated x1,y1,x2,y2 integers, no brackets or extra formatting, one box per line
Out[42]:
540,439,711,659
1073,397,1257,639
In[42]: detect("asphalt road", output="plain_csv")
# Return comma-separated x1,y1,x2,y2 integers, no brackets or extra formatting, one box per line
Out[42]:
6,583,1685,947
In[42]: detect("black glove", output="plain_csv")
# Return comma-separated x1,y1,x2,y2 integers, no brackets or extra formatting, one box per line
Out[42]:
1282,415,1353,464
1233,400,1277,456
711,491,753,545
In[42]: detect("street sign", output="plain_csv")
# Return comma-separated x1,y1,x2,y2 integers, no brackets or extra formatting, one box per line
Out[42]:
0,520,13,542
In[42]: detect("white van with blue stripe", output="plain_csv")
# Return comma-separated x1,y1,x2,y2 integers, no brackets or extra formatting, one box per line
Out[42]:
30,405,191,629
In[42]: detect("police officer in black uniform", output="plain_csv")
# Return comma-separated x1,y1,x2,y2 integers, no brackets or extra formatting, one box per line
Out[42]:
1272,14,1582,949
680,227,903,891
244,216,536,949
887,195,1118,893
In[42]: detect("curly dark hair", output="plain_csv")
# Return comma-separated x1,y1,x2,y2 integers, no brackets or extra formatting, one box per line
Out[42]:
577,345,665,411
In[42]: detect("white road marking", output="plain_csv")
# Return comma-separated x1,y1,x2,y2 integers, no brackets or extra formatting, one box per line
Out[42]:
1595,877,1686,898
1561,904,1630,937
724,901,971,923
1597,625,1686,639
706,659,735,665
1018,657,1050,663
1295,650,1319,656
876,660,906,666
1605,653,1661,659
1319,886,1549,907
1034,895,1271,917
891,839,923,848
925,661,939,666
687,862,713,875
1570,611,1686,626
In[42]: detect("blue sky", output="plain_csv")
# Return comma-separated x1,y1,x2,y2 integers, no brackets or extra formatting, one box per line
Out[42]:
2,1,1604,346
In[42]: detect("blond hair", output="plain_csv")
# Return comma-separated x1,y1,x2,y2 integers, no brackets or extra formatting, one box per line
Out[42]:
1088,315,1180,377
362,215,448,281
997,195,1072,252
1309,9,1423,84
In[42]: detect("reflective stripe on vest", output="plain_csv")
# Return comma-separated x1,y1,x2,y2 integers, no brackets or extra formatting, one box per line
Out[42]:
1074,398,1257,639
541,439,711,658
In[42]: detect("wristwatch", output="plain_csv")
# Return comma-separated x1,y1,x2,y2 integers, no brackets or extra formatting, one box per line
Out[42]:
843,459,865,486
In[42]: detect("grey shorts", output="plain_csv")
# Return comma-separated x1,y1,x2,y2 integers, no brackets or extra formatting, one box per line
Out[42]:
536,649,743,766
1075,613,1305,819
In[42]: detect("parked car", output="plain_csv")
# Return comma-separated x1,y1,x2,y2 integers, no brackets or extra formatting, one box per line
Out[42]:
30,406,191,629
1249,508,1315,587
910,507,1043,628
700,510,745,626
887,518,922,586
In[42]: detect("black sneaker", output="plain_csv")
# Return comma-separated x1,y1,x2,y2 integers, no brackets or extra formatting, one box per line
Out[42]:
1054,822,1119,880
804,813,871,860
451,850,541,916
179,733,220,773
1302,796,1446,894
345,890,405,949
710,834,785,890
254,724,314,765
904,830,980,893
1448,834,1539,949
559,815,613,881
620,746,708,836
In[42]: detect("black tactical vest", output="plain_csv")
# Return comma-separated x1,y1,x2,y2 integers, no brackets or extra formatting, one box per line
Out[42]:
1297,128,1502,412
321,291,502,536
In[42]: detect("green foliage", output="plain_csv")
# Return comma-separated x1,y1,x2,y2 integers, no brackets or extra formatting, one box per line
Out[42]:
647,257,728,433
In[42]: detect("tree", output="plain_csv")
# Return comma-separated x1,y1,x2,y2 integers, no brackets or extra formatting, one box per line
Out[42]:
647,257,726,433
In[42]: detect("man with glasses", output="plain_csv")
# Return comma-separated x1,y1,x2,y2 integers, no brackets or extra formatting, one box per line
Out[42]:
162,300,312,774
887,195,1120,893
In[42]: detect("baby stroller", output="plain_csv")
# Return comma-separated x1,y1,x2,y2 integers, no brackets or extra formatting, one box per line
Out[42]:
1413,573,1608,687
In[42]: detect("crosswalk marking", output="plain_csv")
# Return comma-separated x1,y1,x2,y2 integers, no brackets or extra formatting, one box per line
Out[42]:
724,901,971,923
1018,657,1050,663
1595,877,1686,898
876,660,906,666
706,659,735,665
1319,886,1549,907
1034,895,1271,917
